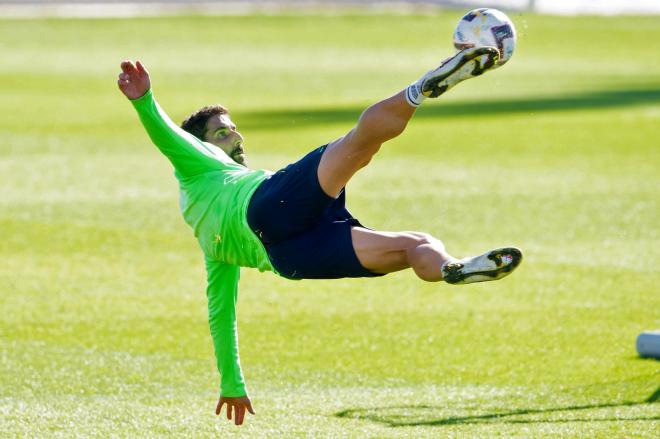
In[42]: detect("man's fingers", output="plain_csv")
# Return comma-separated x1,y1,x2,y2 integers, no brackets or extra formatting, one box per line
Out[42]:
136,60,149,75
235,406,245,426
214,397,253,425
118,72,129,81
120,60,138,75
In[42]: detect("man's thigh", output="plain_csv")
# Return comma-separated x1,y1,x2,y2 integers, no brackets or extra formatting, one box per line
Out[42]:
351,228,429,274
318,131,380,198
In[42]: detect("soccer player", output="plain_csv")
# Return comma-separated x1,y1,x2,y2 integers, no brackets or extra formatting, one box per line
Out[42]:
117,46,522,426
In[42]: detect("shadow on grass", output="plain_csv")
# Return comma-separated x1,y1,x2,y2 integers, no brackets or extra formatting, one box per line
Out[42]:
237,86,660,130
335,383,660,427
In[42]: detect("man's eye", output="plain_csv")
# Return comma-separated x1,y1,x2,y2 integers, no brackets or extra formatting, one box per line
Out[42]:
217,130,229,138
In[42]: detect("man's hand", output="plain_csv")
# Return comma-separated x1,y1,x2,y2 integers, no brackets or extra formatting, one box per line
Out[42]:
117,60,151,100
215,395,255,426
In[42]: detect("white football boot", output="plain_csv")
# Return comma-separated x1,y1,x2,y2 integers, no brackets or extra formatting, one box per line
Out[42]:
441,247,522,285
406,46,500,106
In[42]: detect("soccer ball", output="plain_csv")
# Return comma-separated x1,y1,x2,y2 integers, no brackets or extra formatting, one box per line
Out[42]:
453,8,517,66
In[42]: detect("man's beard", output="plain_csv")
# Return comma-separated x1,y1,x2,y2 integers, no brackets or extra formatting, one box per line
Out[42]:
231,148,246,166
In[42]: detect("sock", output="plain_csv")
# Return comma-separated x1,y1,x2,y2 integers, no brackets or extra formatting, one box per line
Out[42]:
405,55,453,107
405,77,427,107
405,48,490,108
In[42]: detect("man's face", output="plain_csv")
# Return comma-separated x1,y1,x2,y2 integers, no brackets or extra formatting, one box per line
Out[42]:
204,114,246,166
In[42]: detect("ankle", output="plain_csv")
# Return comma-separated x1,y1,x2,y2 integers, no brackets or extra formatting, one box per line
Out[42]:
405,79,426,107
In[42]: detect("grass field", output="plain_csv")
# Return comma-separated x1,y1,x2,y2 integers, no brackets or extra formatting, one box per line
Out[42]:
1,11,659,438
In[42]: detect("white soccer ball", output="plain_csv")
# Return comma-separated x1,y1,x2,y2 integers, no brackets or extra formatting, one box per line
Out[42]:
453,8,517,66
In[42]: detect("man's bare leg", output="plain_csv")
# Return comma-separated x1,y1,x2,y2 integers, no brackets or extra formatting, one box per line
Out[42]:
317,46,500,198
320,47,521,284
318,90,414,197
352,228,523,284
351,228,451,281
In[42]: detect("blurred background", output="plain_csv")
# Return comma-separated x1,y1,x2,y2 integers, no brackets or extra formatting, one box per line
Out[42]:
3,0,660,16
1,0,658,437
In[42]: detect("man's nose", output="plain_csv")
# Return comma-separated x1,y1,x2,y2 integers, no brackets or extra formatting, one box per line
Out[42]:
232,131,244,143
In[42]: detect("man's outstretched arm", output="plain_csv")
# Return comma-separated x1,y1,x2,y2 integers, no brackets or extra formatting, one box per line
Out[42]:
117,60,229,178
205,257,255,426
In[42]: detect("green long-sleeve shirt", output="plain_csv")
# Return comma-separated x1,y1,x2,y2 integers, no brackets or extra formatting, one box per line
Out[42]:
131,89,273,397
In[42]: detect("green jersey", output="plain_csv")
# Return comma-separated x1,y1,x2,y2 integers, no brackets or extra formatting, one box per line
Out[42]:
131,89,273,397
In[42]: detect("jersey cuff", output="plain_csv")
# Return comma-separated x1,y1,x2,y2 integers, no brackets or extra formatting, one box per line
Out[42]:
130,88,153,106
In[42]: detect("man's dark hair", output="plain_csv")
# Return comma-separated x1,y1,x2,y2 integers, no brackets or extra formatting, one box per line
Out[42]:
180,105,229,141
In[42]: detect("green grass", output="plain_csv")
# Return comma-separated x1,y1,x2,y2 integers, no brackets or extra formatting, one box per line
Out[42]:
1,11,659,438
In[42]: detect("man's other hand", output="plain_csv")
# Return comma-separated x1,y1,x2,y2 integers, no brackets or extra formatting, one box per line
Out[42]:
215,395,255,426
117,60,151,100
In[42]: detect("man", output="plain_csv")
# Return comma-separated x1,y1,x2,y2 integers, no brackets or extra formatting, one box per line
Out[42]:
117,46,522,426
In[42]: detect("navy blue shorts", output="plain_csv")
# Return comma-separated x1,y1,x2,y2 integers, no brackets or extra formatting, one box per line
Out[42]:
247,145,383,280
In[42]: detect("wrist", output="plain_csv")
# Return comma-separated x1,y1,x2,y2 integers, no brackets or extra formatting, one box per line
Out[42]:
129,88,151,101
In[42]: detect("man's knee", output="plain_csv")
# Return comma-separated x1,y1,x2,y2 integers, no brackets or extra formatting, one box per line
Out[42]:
406,232,442,249
395,232,433,260
404,233,445,282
